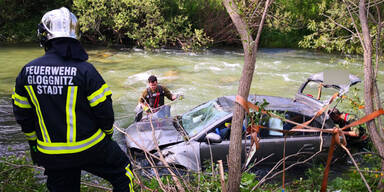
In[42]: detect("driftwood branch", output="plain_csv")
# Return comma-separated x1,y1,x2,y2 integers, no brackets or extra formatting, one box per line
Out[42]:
149,116,185,192
0,159,43,170
340,144,372,192
114,124,167,191
254,149,322,189
218,160,227,192
81,182,112,191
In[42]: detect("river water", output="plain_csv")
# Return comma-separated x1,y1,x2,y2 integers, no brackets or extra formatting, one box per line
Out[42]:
0,45,383,157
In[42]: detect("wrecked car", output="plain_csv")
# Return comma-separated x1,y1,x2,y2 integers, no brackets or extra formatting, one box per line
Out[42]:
124,72,365,172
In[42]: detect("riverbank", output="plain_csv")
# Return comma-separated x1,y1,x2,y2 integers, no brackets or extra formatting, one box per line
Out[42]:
0,152,380,191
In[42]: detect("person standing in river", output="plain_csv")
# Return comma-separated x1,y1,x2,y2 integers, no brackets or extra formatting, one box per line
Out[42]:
138,75,179,113
11,7,134,192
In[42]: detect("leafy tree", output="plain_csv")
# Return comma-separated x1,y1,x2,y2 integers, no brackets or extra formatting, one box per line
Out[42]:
298,0,384,56
299,0,384,190
72,0,212,51
0,0,72,43
260,0,334,48
179,0,240,46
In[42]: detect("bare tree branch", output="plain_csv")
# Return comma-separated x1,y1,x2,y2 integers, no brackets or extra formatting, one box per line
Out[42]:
340,144,372,192
344,0,367,51
321,13,356,35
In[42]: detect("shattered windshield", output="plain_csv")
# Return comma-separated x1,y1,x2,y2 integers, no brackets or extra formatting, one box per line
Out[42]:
182,99,230,136
302,81,340,102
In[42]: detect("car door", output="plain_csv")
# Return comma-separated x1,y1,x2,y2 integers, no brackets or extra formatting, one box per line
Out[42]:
259,135,322,163
200,139,232,164
245,116,333,165
199,135,265,166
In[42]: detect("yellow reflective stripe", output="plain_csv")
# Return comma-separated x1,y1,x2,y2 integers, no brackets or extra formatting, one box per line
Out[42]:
125,164,134,191
104,127,114,135
37,129,105,154
66,86,78,142
25,85,51,143
12,88,32,108
24,131,37,141
87,84,112,107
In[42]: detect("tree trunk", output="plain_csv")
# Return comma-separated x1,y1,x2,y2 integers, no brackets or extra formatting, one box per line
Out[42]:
373,5,384,141
359,1,384,190
373,4,384,189
222,0,271,191
223,2,255,192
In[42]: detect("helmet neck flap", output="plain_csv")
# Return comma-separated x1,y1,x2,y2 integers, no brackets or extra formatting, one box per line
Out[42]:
45,38,88,61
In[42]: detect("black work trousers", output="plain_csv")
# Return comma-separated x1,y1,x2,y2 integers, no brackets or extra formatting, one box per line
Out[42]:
43,139,134,192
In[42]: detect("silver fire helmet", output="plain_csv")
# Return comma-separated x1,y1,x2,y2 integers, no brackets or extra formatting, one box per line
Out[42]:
39,7,80,40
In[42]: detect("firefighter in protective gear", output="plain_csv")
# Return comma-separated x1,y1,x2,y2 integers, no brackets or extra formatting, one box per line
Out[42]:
12,7,134,192
138,75,179,113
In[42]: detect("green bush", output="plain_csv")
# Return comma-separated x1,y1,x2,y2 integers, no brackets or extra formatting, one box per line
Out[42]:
0,155,45,191
0,0,72,43
0,154,113,192
1,0,342,50
73,0,212,51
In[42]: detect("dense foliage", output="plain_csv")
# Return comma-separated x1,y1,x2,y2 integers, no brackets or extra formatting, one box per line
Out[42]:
298,0,384,57
0,0,72,43
72,0,212,51
258,0,326,48
5,0,380,52
0,155,45,191
0,0,331,50
0,155,112,192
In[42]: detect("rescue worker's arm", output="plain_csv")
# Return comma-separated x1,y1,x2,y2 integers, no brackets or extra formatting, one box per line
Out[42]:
163,86,176,101
138,90,146,104
86,65,114,137
12,69,39,164
12,69,37,140
344,130,359,137
138,90,150,112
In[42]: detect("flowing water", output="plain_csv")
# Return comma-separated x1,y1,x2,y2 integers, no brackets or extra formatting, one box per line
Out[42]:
1,45,383,158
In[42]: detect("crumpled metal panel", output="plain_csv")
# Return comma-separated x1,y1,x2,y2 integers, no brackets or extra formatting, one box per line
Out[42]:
125,118,184,151
298,72,361,98
159,141,201,172
308,72,361,89
219,95,320,117
254,95,320,116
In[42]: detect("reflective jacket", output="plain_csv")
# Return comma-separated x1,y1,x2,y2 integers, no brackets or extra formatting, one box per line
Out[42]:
12,39,114,157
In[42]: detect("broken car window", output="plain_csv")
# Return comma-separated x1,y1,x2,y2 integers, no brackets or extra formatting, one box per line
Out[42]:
182,100,230,136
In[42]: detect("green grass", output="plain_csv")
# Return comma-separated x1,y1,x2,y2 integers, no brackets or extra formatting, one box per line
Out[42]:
1,152,381,191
